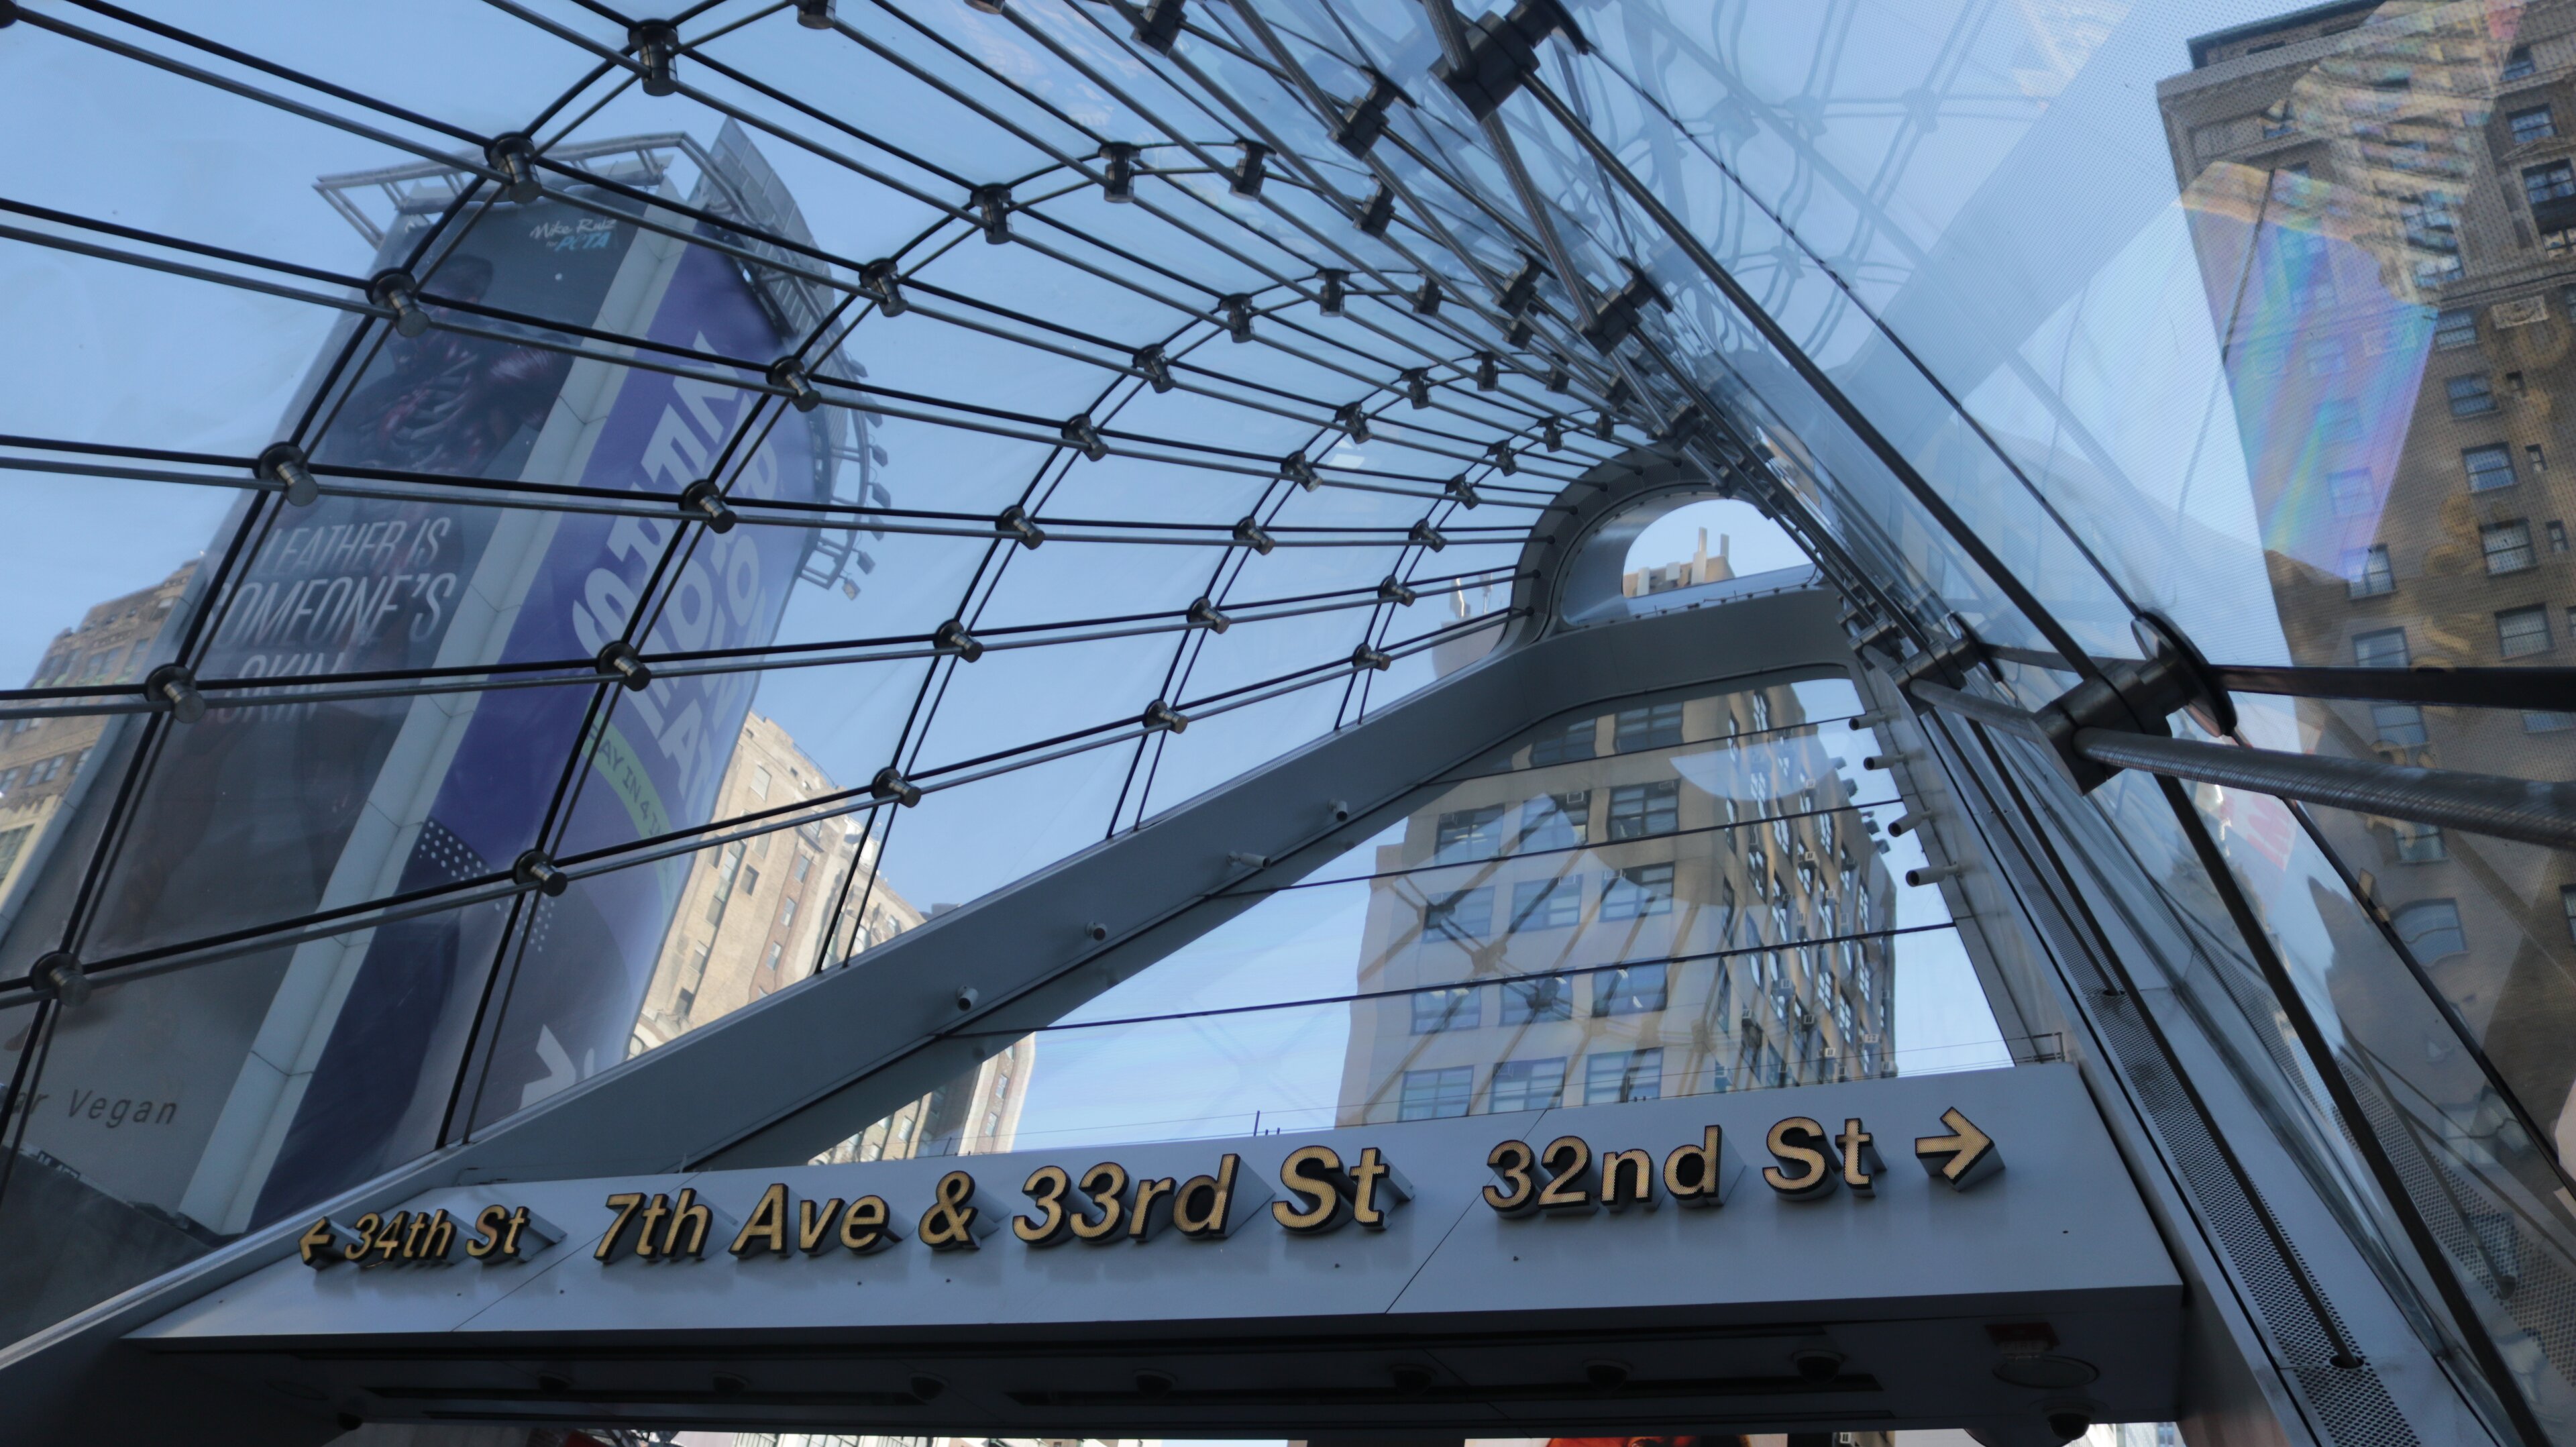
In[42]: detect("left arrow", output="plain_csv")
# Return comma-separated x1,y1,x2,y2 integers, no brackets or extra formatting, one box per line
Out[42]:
1914,1108,2002,1189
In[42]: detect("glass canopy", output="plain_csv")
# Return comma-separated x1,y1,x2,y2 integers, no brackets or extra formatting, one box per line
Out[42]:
3,0,2575,1441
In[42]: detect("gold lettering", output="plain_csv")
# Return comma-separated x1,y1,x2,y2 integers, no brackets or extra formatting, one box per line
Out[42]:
733,1183,791,1256
1485,1140,1537,1216
634,1193,672,1258
599,1193,646,1261
1070,1163,1126,1242
1128,1175,1177,1241
343,1213,382,1265
1764,1117,1835,1199
1662,1126,1728,1208
400,1210,429,1260
799,1197,845,1253
502,1206,534,1258
1349,1146,1409,1229
841,1194,899,1253
298,1217,343,1268
1837,1118,1880,1194
468,1205,509,1259
418,1208,455,1261
1600,1148,1656,1211
372,1211,409,1265
1016,1165,1074,1246
1535,1136,1595,1213
1171,1155,1242,1240
663,1188,713,1258
919,1171,988,1250
1271,1145,1348,1233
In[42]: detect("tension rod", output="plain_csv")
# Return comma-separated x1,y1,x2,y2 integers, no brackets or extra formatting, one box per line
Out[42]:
1910,678,2576,853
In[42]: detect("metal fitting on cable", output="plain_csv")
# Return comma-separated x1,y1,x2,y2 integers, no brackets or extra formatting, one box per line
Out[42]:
1378,576,1417,606
1474,352,1499,390
1351,644,1394,672
1546,365,1570,394
1334,403,1371,442
1187,596,1232,633
1862,753,1904,771
796,0,836,26
1906,862,1964,888
1318,268,1348,317
1593,411,1617,441
1401,368,1432,408
1134,343,1174,392
871,766,922,807
1660,401,1705,443
370,269,430,338
1230,140,1269,197
485,132,543,204
767,357,822,413
1222,294,1254,343
1885,814,1918,837
679,478,737,533
1411,278,1442,316
1099,142,1138,203
1281,452,1318,490
145,663,206,725
972,183,1012,242
1446,475,1481,508
1498,256,1543,315
30,951,91,1008
1541,416,1566,451
1854,710,1894,728
632,21,682,95
933,618,985,662
1333,71,1408,156
965,0,1004,15
1409,521,1448,552
594,640,653,691
515,849,572,898
996,504,1045,549
860,258,907,315
258,441,319,506
1130,0,1183,52
1061,413,1108,462
1232,516,1275,555
1486,441,1518,475
1505,317,1534,348
1141,698,1190,733
1434,0,1589,119
1356,184,1395,237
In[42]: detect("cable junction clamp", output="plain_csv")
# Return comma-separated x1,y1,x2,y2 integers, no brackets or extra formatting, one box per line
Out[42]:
1351,644,1394,671
996,504,1046,549
1497,256,1544,315
1434,0,1590,120
594,640,653,692
1281,452,1319,490
30,951,92,1008
1186,596,1233,633
1411,278,1442,315
369,269,429,337
258,441,320,506
767,357,823,413
1332,70,1411,156
1446,475,1482,508
1133,343,1174,392
1099,142,1139,203
1230,140,1270,197
1232,517,1277,555
1378,576,1417,606
1334,403,1371,442
1222,294,1255,342
1485,441,1518,475
871,766,923,807
144,663,206,725
1356,184,1395,237
1540,416,1566,451
632,20,682,95
860,258,907,315
513,849,572,898
1474,352,1499,390
972,183,1012,242
1140,698,1191,733
1409,521,1449,552
1401,368,1432,408
484,132,543,204
933,618,985,661
1317,268,1348,317
796,0,837,26
679,478,737,533
1061,413,1108,462
1130,0,1185,52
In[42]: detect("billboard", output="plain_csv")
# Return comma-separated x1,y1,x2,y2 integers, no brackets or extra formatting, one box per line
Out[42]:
7,131,834,1242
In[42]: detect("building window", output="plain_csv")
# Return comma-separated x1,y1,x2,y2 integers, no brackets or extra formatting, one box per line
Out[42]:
1528,716,1597,765
2448,375,2498,416
2512,105,2559,146
1606,780,1680,839
793,851,813,881
2353,627,2410,669
1509,877,1582,931
2403,191,2461,250
1600,863,1676,920
2344,545,2395,597
1410,986,1481,1034
1424,886,1493,942
1593,961,1670,1015
1585,1047,1664,1106
0,767,17,793
763,941,784,972
2483,521,2538,574
1499,974,1574,1024
2393,820,2446,863
2499,604,2554,657
2506,44,2538,81
2373,704,2428,747
1434,804,1506,863
739,865,759,898
1399,1066,1474,1120
2526,710,2576,731
2465,444,2518,491
1489,1058,1566,1113
2316,398,2362,441
2325,469,2374,517
2434,307,2479,349
1615,702,1684,751
2526,158,2576,207
0,825,30,880
2259,100,2294,139
2394,898,2467,959
777,896,796,929
1518,791,1589,850
2553,521,2571,553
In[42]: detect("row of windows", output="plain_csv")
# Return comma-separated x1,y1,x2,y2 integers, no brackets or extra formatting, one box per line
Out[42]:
1424,864,1679,940
1409,963,1672,1032
1398,1048,1668,1119
2343,519,2569,596
0,751,85,794
2390,893,2576,962
2358,604,2573,669
2318,447,2543,521
1433,783,1849,869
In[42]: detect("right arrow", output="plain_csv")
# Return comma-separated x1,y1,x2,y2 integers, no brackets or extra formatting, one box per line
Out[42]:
1915,1107,2002,1189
